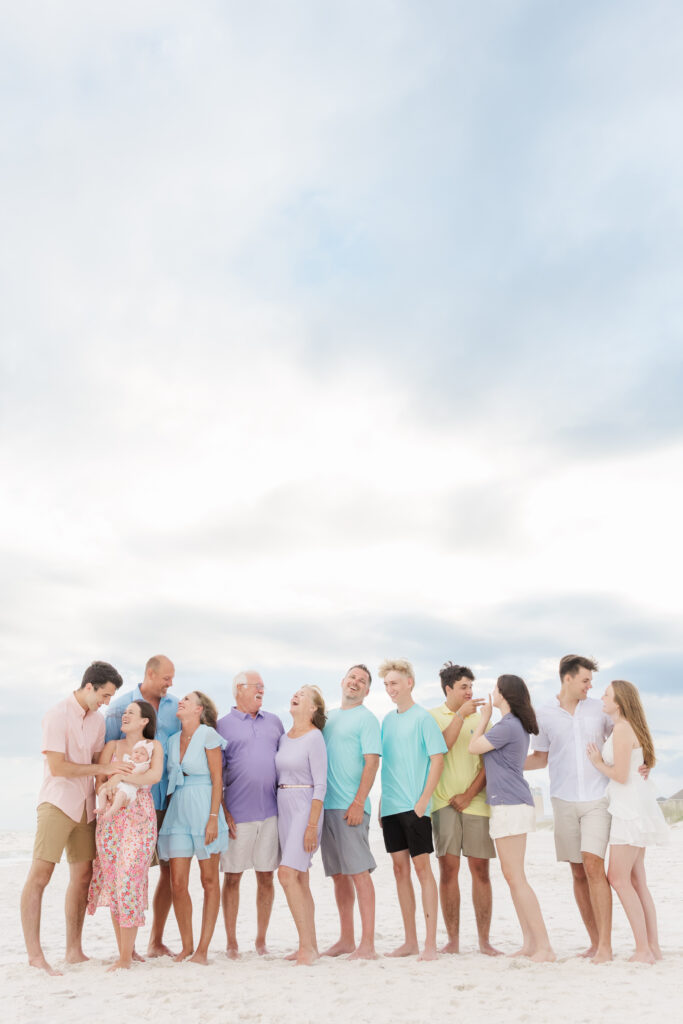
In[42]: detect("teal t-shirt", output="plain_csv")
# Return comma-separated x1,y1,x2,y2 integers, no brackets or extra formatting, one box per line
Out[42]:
323,705,381,813
380,703,447,818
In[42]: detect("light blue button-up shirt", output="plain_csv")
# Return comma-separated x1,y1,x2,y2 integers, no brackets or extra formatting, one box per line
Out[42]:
104,686,180,810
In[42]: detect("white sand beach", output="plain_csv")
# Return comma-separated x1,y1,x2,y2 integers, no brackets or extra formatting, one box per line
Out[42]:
3,825,681,1024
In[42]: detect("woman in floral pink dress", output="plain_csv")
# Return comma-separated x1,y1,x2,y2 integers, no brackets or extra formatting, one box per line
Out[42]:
88,700,163,970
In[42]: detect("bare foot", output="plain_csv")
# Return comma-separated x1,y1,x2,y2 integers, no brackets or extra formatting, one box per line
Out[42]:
530,948,556,963
255,941,269,956
295,948,319,966
508,947,533,958
385,942,419,957
579,945,597,958
106,959,132,972
132,950,145,963
173,948,194,963
65,950,89,964
440,940,460,954
348,946,378,961
28,956,62,977
650,945,663,961
284,950,298,961
189,951,209,965
226,946,240,961
146,942,174,958
417,947,439,962
591,949,613,965
629,950,655,965
480,942,504,957
322,940,356,957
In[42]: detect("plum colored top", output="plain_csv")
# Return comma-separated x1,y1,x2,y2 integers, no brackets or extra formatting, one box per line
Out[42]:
38,693,106,823
483,714,534,807
216,707,285,824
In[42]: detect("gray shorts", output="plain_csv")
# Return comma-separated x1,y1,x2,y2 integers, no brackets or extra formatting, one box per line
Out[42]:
321,809,376,877
551,797,611,863
432,806,496,859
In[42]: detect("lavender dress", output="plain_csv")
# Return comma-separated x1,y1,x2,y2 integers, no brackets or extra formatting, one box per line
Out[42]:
275,729,327,871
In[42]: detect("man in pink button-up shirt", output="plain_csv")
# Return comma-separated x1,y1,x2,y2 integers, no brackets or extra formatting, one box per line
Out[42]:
20,661,127,975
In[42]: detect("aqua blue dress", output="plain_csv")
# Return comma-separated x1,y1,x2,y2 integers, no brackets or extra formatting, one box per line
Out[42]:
158,724,229,860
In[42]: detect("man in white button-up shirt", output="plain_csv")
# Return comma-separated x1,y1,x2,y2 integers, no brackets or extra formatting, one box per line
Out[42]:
525,655,614,963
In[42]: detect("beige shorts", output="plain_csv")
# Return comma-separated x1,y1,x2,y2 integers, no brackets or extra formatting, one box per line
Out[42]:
551,797,610,863
33,802,96,864
489,803,536,840
432,806,496,859
219,815,279,874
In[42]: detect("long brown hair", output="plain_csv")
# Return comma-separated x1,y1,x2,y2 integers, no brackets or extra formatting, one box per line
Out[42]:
611,680,656,768
497,674,539,735
193,691,218,730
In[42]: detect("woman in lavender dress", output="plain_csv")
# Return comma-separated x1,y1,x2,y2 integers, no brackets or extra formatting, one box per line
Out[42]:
276,685,327,965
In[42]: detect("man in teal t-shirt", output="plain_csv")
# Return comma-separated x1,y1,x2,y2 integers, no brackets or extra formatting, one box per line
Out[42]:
321,664,381,960
379,658,446,962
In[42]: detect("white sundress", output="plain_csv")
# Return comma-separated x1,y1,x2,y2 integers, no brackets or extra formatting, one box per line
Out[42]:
602,734,669,847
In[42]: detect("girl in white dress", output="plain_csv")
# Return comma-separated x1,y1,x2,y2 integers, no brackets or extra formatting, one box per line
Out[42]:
587,680,668,964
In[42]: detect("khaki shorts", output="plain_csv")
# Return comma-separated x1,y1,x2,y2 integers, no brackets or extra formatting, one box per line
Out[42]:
219,816,280,874
551,797,610,863
432,806,496,859
33,802,96,864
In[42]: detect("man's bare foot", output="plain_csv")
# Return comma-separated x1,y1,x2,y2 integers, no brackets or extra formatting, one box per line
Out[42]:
479,942,504,957
295,948,319,966
146,942,174,958
508,946,533,958
629,950,655,964
65,950,89,964
106,959,132,972
226,946,240,961
530,948,556,963
579,945,597,958
173,948,194,963
189,951,209,965
385,942,419,957
417,947,438,962
255,941,269,956
591,949,613,965
28,956,62,977
322,940,355,957
440,940,460,954
348,945,378,961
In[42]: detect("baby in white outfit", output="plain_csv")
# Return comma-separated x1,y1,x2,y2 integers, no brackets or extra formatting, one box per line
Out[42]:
97,740,153,819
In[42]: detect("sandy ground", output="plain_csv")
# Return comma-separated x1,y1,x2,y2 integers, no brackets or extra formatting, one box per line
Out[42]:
2,825,681,1024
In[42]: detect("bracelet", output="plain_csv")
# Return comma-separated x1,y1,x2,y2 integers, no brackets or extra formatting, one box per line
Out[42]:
351,799,363,806
305,823,316,828
209,813,218,818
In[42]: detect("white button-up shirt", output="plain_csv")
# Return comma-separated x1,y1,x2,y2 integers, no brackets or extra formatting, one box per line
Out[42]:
533,697,612,802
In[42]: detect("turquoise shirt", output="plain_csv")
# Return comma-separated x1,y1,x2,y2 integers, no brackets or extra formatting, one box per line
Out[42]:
380,703,447,818
323,705,381,814
104,686,180,810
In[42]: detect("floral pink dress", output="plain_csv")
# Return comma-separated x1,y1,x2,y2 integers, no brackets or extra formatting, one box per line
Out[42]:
87,749,157,928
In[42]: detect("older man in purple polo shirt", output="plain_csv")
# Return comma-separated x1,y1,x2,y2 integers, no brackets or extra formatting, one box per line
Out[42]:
216,670,284,958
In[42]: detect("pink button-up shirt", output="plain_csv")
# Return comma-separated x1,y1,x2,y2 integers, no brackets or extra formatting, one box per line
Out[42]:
37,693,106,823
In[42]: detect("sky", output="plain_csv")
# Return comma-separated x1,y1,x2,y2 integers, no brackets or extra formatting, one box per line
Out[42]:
2,1,682,828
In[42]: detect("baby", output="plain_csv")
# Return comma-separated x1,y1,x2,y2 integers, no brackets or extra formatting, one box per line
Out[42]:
97,740,153,819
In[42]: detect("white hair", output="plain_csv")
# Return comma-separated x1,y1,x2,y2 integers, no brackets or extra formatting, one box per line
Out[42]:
232,672,249,699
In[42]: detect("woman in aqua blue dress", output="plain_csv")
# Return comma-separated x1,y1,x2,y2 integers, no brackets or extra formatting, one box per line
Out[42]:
158,691,228,963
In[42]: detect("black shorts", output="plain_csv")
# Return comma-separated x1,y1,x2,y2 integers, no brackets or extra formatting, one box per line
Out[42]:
382,810,433,858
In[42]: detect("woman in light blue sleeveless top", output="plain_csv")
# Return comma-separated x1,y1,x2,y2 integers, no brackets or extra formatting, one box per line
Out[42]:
158,691,228,963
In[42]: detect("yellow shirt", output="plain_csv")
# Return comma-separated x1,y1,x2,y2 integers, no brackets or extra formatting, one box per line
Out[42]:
429,703,490,816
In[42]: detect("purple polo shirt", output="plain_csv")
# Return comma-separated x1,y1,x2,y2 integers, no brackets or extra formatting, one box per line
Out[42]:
216,707,285,824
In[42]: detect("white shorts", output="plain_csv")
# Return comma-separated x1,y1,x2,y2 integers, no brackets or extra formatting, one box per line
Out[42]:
219,815,279,873
489,803,536,840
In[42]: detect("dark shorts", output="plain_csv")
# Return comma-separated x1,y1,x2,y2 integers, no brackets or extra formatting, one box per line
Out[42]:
382,810,433,858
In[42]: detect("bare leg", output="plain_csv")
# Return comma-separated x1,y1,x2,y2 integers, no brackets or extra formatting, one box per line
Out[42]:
222,872,242,959
583,852,612,964
147,860,175,957
412,853,439,961
255,871,275,954
65,860,93,963
607,845,655,964
630,850,662,959
437,853,460,953
570,861,599,956
468,857,502,955
386,850,419,956
496,835,555,962
278,866,318,965
322,874,356,955
169,858,194,961
190,855,221,964
21,859,61,975
107,925,138,971
348,871,377,959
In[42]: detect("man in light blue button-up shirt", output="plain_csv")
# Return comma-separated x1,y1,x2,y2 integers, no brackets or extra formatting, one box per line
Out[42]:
104,654,180,957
